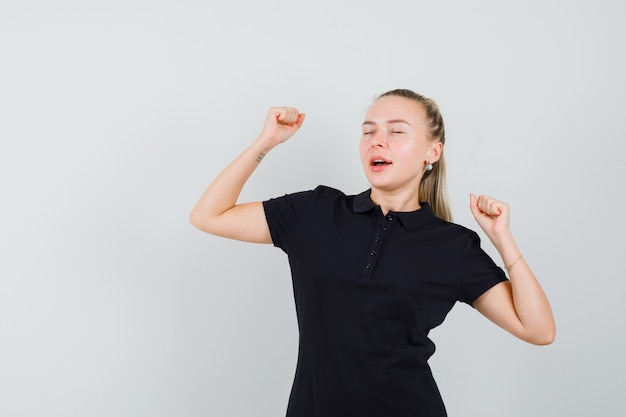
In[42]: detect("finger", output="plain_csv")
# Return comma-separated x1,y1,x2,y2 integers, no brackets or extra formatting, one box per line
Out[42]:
277,108,292,124
268,107,290,124
295,113,306,128
469,193,481,218
276,107,300,125
478,195,506,216
479,196,491,214
469,194,483,222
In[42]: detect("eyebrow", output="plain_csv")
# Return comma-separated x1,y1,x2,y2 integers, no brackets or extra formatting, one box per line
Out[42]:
361,119,412,127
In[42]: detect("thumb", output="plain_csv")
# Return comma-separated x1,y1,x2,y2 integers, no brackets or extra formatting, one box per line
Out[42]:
469,193,482,219
295,113,306,129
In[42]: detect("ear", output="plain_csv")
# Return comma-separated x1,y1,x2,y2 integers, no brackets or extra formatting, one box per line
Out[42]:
428,142,443,163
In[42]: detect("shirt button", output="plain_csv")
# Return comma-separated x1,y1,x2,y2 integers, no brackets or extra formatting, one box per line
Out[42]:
383,227,388,232
387,215,393,221
370,250,377,256
365,263,372,269
374,236,381,243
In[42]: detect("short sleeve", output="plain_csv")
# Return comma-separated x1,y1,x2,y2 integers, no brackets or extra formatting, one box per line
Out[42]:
262,189,316,253
458,231,508,305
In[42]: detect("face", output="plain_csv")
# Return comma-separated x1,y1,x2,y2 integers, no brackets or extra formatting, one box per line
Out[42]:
359,95,441,194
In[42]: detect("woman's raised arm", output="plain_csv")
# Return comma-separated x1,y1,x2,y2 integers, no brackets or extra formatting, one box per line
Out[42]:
469,194,556,345
189,107,305,243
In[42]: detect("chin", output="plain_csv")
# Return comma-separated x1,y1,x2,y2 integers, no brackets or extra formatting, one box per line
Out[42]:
368,180,395,192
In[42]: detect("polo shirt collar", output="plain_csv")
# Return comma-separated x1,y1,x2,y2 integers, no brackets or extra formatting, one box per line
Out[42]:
353,189,436,230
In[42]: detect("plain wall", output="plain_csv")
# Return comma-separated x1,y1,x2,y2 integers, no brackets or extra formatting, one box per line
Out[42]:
1,0,625,416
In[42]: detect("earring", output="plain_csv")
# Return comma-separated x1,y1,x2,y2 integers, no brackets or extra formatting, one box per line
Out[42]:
426,162,433,171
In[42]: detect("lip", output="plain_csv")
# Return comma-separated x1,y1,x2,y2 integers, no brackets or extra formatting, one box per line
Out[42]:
369,155,392,165
368,155,392,172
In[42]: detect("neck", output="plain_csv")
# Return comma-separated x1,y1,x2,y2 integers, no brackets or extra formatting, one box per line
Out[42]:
369,188,421,214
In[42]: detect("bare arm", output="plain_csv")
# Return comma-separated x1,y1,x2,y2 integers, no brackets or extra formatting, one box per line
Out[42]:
469,194,556,345
189,107,305,243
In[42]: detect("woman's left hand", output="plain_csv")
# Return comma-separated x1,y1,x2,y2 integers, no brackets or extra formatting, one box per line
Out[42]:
469,193,556,345
469,194,511,244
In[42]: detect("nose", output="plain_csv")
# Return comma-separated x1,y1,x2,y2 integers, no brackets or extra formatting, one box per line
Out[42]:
369,131,387,148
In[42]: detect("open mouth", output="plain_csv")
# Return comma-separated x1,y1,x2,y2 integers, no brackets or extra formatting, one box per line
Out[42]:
370,158,392,167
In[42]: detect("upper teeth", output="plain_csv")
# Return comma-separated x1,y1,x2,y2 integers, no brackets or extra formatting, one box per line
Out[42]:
374,159,385,163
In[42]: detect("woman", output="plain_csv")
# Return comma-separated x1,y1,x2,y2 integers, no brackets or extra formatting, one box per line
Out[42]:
189,89,555,417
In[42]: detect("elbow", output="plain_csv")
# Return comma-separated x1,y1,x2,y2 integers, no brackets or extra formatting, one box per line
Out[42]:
527,327,556,346
189,210,222,235
542,327,557,345
531,334,555,346
189,210,210,231
189,211,200,229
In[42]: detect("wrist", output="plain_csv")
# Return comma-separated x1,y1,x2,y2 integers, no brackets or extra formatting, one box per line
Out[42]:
505,254,524,273
488,228,514,249
490,232,522,267
250,135,278,159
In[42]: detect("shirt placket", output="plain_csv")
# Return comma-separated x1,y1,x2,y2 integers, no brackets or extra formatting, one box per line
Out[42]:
361,212,394,279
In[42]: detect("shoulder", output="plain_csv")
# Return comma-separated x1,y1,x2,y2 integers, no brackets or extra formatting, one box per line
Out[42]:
264,185,348,204
262,186,354,250
312,184,348,198
426,214,477,238
262,185,353,214
418,215,487,256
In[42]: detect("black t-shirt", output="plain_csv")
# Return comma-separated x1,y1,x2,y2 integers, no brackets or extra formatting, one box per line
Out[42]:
263,186,507,417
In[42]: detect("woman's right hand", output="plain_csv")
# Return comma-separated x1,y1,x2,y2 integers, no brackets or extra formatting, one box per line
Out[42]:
189,106,305,243
258,107,306,147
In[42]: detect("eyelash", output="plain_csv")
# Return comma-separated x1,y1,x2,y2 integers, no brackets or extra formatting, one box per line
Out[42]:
362,130,404,136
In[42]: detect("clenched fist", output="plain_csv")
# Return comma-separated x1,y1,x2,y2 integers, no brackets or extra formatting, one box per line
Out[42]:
469,193,511,245
258,107,306,147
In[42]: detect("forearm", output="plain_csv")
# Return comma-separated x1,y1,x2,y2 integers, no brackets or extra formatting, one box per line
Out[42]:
189,107,304,241
493,232,556,344
189,136,273,231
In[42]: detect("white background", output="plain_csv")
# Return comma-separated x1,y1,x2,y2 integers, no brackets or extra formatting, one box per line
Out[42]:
1,1,625,416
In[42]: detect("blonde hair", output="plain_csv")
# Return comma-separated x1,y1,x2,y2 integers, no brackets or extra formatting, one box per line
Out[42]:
377,89,452,222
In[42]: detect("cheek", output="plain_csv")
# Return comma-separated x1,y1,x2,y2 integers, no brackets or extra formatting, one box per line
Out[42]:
358,141,369,162
396,144,423,166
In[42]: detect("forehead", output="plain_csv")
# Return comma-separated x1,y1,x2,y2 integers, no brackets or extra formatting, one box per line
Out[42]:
364,95,426,123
